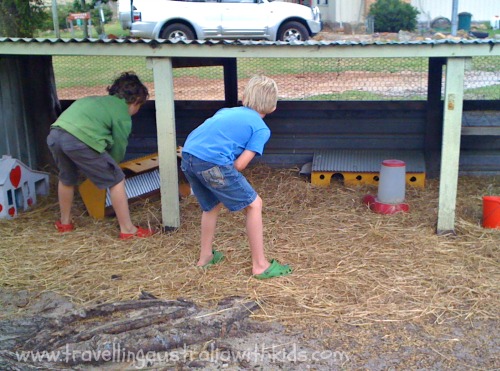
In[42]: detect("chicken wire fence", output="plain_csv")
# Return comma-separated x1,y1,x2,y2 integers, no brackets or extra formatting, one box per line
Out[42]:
53,56,499,101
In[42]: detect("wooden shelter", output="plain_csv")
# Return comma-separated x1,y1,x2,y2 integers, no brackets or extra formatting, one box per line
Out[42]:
0,37,498,234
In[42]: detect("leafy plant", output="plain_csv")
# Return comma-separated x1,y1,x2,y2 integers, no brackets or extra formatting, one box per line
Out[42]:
0,0,48,37
368,0,420,33
37,4,72,33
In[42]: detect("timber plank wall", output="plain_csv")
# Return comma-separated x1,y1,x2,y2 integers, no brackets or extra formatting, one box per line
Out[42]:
128,100,428,169
60,100,500,178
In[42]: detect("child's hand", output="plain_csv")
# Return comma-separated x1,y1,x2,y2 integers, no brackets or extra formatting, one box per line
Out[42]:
176,146,183,159
234,149,256,171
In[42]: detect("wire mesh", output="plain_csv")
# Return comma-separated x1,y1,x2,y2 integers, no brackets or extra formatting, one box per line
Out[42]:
53,56,499,101
464,57,500,100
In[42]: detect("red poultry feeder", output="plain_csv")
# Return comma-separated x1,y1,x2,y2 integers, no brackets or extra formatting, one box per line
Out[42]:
363,159,409,215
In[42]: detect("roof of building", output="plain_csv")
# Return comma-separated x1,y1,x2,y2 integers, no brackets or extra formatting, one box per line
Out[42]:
1,37,498,58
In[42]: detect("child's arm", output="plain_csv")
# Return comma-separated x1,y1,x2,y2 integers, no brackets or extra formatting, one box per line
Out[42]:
234,150,256,171
109,120,132,163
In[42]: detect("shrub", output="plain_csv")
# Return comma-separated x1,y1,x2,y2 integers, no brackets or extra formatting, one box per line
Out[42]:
369,0,420,33
39,1,114,36
0,0,49,37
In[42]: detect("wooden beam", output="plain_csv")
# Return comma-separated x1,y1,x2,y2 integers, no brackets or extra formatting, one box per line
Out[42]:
223,58,238,106
2,40,499,59
148,57,180,229
437,57,467,235
171,57,232,68
461,127,500,136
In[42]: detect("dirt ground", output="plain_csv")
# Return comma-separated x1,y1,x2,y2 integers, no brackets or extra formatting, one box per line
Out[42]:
1,288,499,370
58,71,429,102
57,67,498,102
58,69,499,102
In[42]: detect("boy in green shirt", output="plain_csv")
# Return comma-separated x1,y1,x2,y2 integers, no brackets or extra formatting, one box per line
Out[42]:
47,72,154,239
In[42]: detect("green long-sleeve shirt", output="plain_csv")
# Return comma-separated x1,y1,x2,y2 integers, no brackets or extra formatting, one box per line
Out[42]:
52,95,131,163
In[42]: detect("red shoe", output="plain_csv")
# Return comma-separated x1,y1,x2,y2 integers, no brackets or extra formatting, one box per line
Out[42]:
119,226,155,240
55,220,74,233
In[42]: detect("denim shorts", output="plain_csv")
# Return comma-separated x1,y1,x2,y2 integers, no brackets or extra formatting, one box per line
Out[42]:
181,153,257,212
47,128,125,189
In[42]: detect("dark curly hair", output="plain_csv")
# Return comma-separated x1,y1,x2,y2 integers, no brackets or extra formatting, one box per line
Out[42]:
107,72,149,105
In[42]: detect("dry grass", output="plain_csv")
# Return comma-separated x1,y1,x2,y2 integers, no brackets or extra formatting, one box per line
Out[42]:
1,165,499,330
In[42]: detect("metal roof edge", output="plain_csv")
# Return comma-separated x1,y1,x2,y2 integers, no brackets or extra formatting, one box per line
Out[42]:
1,36,499,46
1,36,498,58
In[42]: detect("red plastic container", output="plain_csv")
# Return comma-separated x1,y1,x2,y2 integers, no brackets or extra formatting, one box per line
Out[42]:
483,196,500,229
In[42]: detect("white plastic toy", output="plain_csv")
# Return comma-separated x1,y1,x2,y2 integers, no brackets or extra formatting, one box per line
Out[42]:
0,155,50,219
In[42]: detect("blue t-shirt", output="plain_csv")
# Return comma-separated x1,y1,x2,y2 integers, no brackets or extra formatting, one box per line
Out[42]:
182,106,271,166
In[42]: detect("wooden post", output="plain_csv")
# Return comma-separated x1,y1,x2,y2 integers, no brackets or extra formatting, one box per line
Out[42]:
437,57,466,235
148,57,180,230
223,58,238,107
424,57,445,178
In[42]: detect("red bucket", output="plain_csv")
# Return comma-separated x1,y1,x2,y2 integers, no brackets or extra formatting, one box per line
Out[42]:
482,196,500,229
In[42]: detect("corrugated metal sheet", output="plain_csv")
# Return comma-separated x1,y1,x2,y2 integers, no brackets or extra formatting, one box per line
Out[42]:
312,149,426,173
104,169,160,207
0,36,498,47
0,58,36,168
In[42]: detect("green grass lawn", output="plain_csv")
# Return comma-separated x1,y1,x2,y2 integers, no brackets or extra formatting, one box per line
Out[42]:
37,21,129,39
489,27,500,38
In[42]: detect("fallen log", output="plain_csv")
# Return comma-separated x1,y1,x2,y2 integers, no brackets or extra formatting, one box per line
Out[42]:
0,291,259,369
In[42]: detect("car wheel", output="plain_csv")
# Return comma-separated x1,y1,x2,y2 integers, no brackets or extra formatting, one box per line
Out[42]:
278,21,309,42
161,24,195,41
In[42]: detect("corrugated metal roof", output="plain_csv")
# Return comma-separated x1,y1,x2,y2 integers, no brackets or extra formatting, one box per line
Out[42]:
2,36,498,59
312,149,426,173
0,36,499,46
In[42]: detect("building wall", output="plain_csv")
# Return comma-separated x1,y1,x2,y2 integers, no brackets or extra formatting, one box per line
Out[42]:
334,0,364,25
411,0,499,24
322,0,497,25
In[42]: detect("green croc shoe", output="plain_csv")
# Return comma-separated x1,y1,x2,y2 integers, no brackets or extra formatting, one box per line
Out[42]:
202,250,224,268
253,259,292,280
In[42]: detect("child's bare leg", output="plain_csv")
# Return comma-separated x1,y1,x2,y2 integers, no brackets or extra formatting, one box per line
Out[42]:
197,203,222,266
109,179,137,234
245,195,271,275
58,181,74,225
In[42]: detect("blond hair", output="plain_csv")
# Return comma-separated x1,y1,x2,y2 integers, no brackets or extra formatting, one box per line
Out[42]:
242,75,278,115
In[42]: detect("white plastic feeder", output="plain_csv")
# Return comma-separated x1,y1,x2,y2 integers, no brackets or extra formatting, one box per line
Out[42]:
363,159,409,214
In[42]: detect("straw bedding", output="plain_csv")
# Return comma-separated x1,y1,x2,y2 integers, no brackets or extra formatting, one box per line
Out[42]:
1,165,499,331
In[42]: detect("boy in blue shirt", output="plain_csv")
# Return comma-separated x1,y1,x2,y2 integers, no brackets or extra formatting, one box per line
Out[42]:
181,75,291,279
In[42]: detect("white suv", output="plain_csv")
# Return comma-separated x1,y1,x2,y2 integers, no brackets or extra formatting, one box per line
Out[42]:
119,0,322,42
